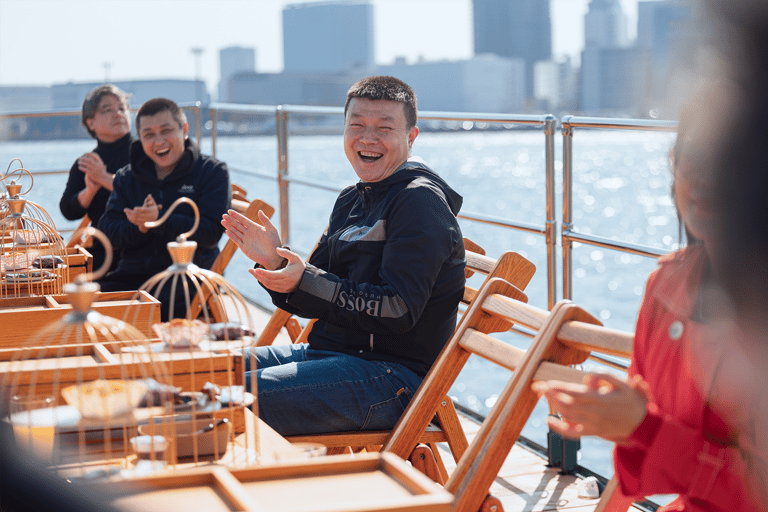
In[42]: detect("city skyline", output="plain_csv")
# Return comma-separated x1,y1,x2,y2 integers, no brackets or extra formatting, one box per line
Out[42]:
0,0,650,98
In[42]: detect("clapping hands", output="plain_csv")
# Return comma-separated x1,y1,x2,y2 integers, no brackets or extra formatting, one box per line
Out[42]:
78,152,114,191
124,194,162,233
221,209,305,293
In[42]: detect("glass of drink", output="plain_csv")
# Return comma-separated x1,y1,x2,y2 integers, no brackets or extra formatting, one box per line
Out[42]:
9,395,57,464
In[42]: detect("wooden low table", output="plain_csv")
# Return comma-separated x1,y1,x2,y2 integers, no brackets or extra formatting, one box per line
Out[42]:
96,452,453,512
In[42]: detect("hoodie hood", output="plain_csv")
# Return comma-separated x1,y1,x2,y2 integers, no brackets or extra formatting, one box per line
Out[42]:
356,157,463,215
129,138,199,185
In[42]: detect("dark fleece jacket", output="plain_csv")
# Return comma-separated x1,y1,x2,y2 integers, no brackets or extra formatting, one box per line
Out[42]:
98,138,230,275
266,157,465,376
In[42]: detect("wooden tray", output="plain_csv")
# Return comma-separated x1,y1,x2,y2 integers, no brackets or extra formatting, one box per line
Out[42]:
1,348,235,400
0,290,159,350
99,453,453,512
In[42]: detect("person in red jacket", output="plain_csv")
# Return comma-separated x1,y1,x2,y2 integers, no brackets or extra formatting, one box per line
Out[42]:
533,85,764,511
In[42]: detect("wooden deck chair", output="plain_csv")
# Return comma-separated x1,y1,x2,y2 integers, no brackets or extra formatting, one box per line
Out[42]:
285,244,536,483
65,214,91,249
394,278,633,512
189,197,275,321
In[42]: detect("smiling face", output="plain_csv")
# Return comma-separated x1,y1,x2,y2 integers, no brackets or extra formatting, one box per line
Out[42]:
343,97,418,183
137,110,188,177
85,94,131,143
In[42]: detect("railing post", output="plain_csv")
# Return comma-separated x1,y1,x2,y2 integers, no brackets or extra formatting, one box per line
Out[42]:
543,115,558,310
276,106,290,244
193,102,202,148
561,116,574,301
210,107,217,158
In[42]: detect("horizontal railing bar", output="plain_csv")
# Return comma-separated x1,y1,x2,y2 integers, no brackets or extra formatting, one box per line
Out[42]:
209,103,282,115
561,115,677,132
228,167,276,182
563,229,668,258
206,103,553,126
281,175,345,194
458,211,545,236
587,353,630,371
419,112,551,124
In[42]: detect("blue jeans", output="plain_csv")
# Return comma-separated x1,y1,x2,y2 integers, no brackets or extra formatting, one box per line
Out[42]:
242,344,423,437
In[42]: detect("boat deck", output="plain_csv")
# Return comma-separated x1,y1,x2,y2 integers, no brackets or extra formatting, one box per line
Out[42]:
245,302,611,512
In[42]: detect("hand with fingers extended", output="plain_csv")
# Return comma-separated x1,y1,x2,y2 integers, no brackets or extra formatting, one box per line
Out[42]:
124,193,162,233
532,373,649,443
221,209,284,268
77,152,114,191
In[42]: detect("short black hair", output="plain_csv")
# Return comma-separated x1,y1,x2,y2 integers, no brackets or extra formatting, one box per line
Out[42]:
136,98,187,133
345,76,417,130
81,84,130,139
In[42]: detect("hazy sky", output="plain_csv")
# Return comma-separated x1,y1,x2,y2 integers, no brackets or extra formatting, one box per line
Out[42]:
0,0,647,97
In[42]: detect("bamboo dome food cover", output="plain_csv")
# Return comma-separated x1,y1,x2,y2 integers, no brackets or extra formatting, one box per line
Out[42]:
1,160,69,297
1,221,260,480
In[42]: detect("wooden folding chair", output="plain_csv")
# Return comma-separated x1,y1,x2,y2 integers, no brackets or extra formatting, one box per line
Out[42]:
284,243,536,483
390,276,635,512
65,214,91,249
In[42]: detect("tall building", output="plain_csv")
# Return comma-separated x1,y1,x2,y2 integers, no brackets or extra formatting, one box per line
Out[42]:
636,1,696,115
283,1,374,72
472,0,551,99
580,0,641,114
219,46,256,102
580,47,650,115
534,57,577,113
584,0,629,49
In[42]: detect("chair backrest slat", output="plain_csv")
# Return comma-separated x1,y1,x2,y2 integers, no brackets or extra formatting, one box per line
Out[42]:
481,293,549,331
457,330,526,373
557,321,633,358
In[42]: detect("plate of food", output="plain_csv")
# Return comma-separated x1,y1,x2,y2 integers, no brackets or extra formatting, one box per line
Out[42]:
4,270,54,283
13,229,49,245
32,255,66,269
152,319,209,349
1,250,38,272
62,379,147,419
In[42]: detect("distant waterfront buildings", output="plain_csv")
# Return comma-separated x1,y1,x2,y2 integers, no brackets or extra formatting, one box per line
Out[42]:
219,46,257,103
230,54,525,114
379,55,525,114
51,79,209,110
282,1,374,72
472,0,551,100
0,0,702,138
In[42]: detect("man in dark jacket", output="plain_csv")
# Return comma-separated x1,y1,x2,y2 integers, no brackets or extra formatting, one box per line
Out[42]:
222,76,465,436
99,98,230,319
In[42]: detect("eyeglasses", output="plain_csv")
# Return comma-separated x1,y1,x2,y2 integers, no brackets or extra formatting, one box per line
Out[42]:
96,104,128,117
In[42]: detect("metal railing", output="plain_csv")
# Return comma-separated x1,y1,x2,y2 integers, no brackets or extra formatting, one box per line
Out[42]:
207,104,560,308
1,104,679,311
560,115,678,300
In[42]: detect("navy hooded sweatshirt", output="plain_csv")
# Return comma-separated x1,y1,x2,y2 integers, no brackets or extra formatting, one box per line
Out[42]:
98,138,230,276
266,157,465,377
